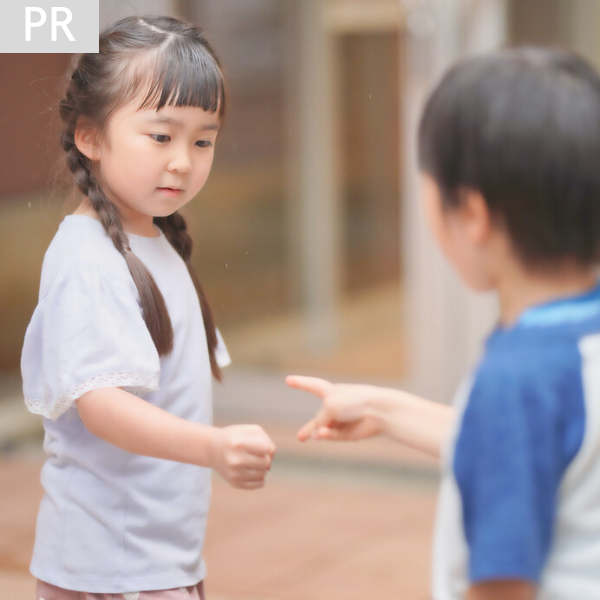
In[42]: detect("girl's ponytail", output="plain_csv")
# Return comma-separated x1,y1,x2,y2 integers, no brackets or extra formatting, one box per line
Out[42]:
155,213,222,381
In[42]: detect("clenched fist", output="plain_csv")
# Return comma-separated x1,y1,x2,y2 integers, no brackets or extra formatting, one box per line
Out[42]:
209,424,276,490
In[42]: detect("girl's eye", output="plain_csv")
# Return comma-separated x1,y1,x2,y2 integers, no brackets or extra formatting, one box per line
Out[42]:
150,134,170,143
196,140,213,148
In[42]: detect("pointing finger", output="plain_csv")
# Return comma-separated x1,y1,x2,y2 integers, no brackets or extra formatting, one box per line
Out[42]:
286,375,334,399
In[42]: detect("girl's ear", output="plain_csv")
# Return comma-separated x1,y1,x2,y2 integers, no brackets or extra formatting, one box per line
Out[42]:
74,121,101,161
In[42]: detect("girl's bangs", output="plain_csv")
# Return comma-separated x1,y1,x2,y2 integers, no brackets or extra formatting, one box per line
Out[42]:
135,41,225,118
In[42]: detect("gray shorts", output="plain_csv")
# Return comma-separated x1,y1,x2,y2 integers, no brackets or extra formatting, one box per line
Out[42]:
36,580,206,600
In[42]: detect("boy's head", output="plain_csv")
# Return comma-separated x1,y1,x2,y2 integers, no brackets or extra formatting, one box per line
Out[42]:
418,47,600,289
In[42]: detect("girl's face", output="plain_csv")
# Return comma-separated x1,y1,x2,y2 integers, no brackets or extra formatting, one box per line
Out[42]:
89,93,220,234
420,173,496,291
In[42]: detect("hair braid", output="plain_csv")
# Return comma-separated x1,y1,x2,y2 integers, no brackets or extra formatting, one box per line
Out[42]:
57,15,226,376
60,106,174,356
155,213,222,381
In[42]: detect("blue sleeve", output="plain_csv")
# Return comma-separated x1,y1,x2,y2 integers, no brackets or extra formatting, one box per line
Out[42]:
453,354,585,584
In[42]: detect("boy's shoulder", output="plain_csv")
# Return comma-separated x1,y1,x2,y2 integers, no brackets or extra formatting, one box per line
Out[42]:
455,310,600,481
477,307,600,390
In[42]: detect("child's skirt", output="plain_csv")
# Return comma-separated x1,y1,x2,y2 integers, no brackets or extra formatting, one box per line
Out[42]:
36,580,206,599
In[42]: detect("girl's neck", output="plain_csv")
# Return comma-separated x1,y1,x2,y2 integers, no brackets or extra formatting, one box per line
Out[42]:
73,198,159,238
72,198,98,220
496,260,598,326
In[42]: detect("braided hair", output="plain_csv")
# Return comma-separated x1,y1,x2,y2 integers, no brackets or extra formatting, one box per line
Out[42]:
59,15,225,380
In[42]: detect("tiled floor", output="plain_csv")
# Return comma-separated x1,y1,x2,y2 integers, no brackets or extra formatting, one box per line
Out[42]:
0,428,438,600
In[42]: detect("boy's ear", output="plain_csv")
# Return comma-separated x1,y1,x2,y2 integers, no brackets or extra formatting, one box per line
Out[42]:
74,121,101,161
460,188,493,245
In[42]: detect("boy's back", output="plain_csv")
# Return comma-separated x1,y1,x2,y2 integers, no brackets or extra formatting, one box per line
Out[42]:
434,285,600,599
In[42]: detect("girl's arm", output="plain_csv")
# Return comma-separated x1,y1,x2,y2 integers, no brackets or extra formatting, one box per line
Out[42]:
77,387,276,490
467,581,535,600
286,376,454,460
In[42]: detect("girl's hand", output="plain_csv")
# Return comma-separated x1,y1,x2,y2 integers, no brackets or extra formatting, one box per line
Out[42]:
286,376,382,442
210,425,276,490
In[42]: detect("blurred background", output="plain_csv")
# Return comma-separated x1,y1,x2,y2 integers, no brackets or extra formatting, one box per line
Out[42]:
1,1,600,599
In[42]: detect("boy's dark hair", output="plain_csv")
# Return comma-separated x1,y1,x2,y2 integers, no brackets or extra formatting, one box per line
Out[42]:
419,47,600,269
59,15,225,380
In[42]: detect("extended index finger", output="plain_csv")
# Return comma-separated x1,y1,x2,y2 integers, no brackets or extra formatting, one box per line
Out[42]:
285,375,334,399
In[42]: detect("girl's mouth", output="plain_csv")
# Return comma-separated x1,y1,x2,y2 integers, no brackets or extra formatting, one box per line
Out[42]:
157,187,183,198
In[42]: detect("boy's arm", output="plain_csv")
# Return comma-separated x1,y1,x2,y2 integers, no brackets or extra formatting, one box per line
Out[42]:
77,387,276,490
286,376,453,460
467,580,535,600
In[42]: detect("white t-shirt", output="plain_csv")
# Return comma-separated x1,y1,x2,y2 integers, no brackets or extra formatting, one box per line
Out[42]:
21,214,230,593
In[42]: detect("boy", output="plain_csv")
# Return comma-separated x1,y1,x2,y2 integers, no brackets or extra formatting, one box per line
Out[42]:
288,48,600,599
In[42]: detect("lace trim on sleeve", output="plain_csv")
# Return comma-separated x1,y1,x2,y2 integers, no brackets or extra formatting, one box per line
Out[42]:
24,371,160,421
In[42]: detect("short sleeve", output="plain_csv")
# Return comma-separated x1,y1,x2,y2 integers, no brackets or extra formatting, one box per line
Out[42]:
453,359,585,584
21,262,161,420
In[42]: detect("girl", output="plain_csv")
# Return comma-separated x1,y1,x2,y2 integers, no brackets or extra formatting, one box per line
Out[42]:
21,15,275,600
289,47,600,600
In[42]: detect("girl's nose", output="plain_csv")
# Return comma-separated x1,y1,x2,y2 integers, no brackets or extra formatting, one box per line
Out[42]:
168,148,192,173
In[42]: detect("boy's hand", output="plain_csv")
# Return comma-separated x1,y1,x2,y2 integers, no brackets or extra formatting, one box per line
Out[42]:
286,376,382,442
210,425,276,490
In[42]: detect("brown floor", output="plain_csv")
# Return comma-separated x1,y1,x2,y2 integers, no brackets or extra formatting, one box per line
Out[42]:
0,429,438,600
